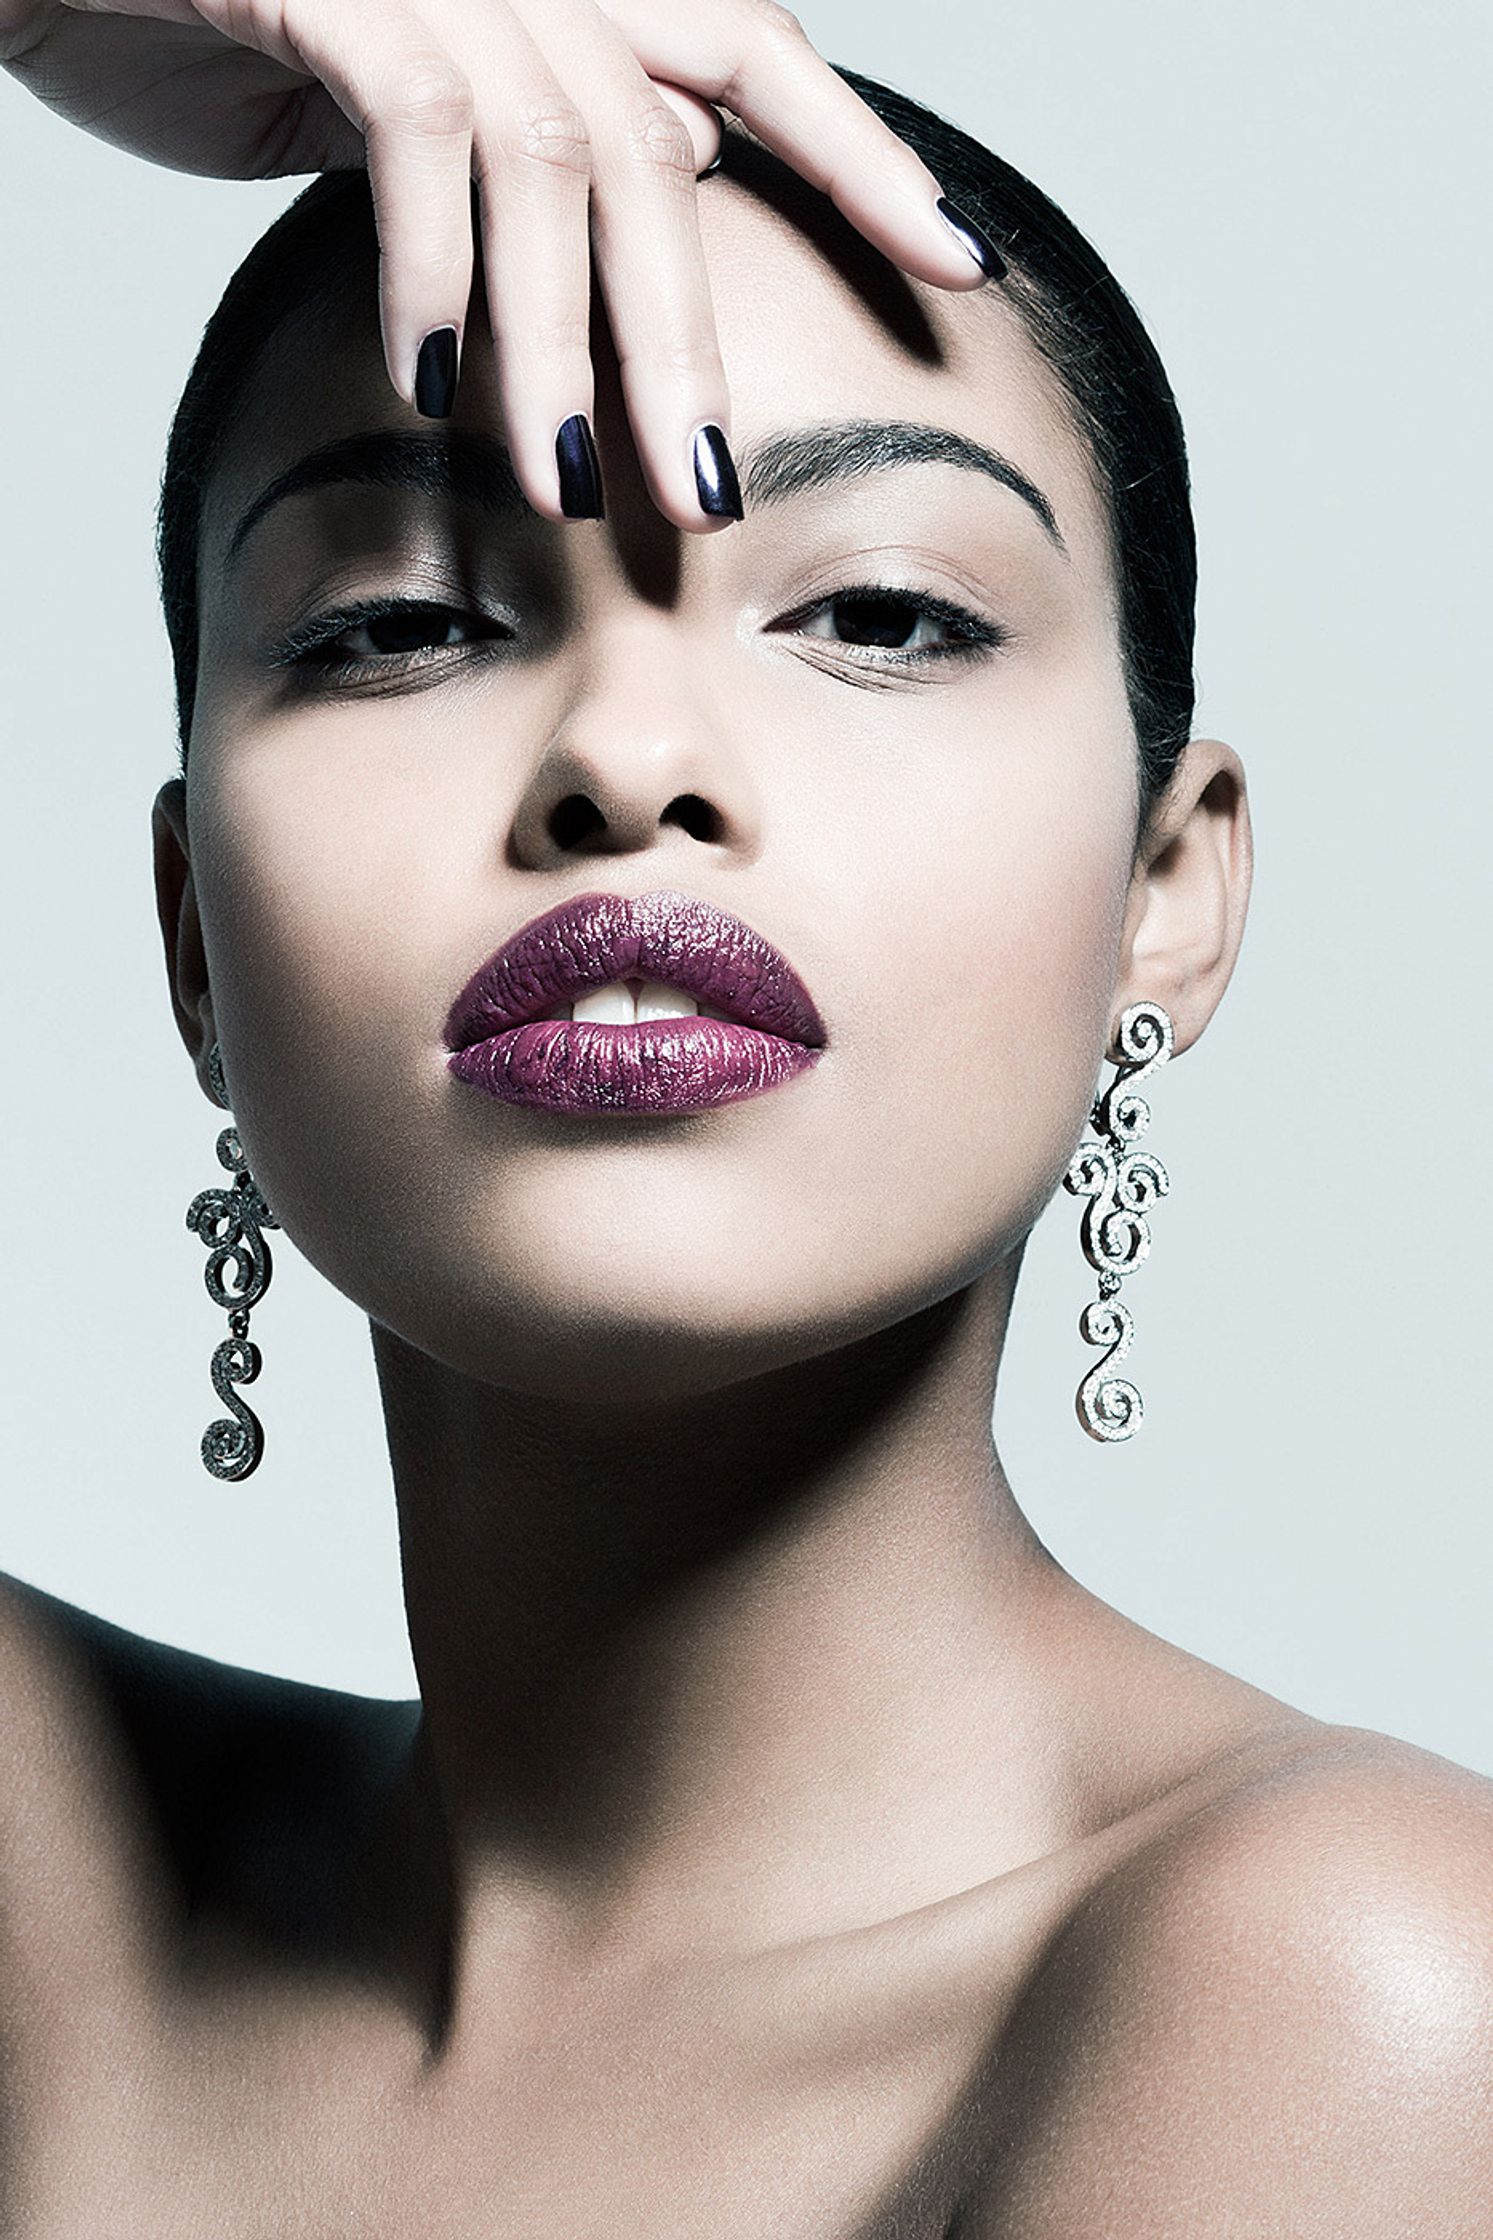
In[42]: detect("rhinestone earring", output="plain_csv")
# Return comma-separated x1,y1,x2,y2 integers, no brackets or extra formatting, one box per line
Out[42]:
1062,1000,1174,1442
185,1042,280,1480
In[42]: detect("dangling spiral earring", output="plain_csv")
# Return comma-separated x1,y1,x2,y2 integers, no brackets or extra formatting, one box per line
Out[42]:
1062,1000,1174,1442
185,1042,280,1480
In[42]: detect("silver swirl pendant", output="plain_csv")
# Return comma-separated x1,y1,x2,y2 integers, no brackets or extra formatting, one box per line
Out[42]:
1075,1296,1143,1442
200,1324,265,1481
1063,1001,1173,1442
186,1116,280,1480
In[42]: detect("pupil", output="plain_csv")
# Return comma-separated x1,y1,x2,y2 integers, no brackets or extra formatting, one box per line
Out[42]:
369,607,451,653
834,593,916,648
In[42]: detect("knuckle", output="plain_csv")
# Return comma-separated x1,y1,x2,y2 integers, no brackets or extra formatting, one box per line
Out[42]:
617,94,697,180
415,239,475,293
748,0,809,42
382,55,473,140
521,303,594,361
505,93,592,177
654,328,723,384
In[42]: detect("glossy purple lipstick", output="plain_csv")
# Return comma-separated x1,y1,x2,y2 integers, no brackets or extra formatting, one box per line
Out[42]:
443,889,828,1116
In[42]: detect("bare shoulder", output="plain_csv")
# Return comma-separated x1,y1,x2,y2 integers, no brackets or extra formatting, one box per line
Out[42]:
1114,1722,1493,1985
972,1728,1493,2236
0,1569,181,2061
0,1570,417,1952
0,1568,125,1806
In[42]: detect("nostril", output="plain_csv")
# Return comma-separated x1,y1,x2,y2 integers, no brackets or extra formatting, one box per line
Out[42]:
668,794,722,842
550,795,607,848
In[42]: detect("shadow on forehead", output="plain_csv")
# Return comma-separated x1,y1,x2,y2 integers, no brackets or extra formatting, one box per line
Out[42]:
201,240,388,514
703,126,943,367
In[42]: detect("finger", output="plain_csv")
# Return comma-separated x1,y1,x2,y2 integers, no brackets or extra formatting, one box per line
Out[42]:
519,1,739,532
600,0,1007,289
652,77,723,176
456,1,603,519
279,0,477,411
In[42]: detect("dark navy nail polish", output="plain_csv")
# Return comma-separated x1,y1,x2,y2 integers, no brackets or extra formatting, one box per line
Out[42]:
935,196,1007,283
692,423,742,520
414,325,459,418
555,413,605,519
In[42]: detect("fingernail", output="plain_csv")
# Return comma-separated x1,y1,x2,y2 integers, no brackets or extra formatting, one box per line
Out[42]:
555,412,605,519
935,196,1007,283
692,423,743,520
414,325,460,418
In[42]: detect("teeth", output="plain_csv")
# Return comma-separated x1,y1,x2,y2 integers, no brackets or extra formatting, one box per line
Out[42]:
568,979,702,1024
635,980,702,1022
569,981,637,1024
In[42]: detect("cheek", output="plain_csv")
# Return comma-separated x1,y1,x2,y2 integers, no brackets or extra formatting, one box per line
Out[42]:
788,653,1139,1300
187,712,463,1236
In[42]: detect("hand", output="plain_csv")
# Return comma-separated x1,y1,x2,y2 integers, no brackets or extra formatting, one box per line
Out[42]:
1,0,1002,529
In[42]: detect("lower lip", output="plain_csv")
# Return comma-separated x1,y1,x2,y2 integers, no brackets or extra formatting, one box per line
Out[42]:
447,1016,824,1115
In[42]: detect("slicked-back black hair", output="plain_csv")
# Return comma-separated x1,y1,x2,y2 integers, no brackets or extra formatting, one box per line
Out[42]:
158,67,1196,847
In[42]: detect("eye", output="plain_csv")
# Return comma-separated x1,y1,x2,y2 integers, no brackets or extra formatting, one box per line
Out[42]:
780,583,1007,666
341,605,477,657
274,597,516,678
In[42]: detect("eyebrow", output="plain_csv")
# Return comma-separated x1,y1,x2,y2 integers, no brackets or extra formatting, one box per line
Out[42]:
222,417,1066,572
223,430,526,571
744,419,1065,550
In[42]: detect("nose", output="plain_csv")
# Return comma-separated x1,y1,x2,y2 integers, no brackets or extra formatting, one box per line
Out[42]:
505,619,761,872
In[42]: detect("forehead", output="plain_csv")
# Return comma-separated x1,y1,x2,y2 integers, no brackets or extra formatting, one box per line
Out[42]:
201,158,1109,583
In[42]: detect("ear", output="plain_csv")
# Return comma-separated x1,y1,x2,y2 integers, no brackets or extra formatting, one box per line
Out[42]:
152,776,220,1105
1112,739,1253,1061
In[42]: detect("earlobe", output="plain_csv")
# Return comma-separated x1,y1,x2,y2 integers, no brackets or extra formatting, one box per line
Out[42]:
1113,738,1253,1060
151,776,215,1091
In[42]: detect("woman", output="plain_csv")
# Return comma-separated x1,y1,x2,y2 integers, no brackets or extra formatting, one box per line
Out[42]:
2,2,1490,2230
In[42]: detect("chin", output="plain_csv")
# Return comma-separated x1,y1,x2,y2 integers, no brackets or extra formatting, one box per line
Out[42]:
359,1229,914,1406
379,1301,847,1407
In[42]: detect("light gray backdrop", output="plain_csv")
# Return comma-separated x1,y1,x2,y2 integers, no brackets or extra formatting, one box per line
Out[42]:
3,1,1489,1770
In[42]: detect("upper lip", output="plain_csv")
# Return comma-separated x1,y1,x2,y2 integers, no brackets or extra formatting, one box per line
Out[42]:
443,889,829,1051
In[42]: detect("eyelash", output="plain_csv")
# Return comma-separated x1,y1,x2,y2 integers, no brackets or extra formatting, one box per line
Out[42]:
271,584,1009,686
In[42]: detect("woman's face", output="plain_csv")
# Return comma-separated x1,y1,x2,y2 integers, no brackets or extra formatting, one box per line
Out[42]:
159,167,1144,1402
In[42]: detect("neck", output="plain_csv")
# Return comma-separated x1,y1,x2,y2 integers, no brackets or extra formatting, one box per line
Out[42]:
358,1261,1087,2020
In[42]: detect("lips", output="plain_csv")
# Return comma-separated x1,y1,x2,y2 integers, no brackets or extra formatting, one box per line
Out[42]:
443,889,828,1116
